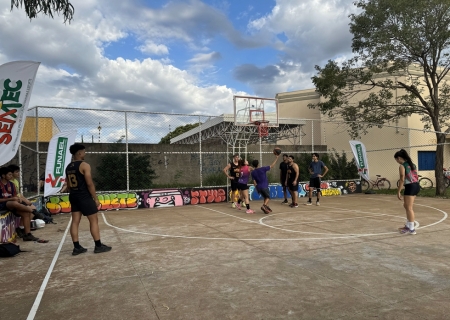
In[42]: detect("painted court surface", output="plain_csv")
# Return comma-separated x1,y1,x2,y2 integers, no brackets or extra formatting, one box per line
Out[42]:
2,194,450,320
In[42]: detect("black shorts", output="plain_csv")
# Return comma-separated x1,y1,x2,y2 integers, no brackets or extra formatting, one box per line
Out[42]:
287,181,298,192
258,188,270,199
309,177,321,189
404,183,420,196
237,183,249,191
281,176,287,187
231,180,239,191
69,194,98,216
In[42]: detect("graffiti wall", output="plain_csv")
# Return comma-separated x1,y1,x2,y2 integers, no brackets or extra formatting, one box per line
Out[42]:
140,187,227,208
247,180,361,201
41,180,360,214
0,211,20,243
44,192,140,214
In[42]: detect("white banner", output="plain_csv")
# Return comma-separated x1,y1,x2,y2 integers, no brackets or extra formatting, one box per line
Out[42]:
349,140,370,182
44,131,77,197
0,61,40,165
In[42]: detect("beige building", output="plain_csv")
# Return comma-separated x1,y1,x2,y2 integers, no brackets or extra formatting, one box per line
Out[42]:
276,70,450,186
21,117,60,142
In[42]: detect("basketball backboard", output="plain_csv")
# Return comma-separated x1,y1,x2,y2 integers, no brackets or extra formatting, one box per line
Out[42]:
233,95,279,127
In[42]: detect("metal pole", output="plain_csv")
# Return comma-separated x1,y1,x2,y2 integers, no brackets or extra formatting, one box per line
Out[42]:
36,107,40,196
125,112,129,191
199,116,203,187
18,144,23,195
311,120,314,153
259,134,262,165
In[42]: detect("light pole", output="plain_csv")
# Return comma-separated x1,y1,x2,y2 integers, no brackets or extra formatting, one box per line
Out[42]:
97,122,102,142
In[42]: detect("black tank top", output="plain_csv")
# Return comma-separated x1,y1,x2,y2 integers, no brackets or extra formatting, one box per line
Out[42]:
65,161,89,196
230,162,240,180
287,164,298,183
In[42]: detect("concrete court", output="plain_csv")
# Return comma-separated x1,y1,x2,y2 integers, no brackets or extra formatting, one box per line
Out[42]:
1,194,450,320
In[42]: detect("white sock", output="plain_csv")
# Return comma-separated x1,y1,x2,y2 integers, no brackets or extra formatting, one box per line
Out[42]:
407,221,415,230
19,226,24,229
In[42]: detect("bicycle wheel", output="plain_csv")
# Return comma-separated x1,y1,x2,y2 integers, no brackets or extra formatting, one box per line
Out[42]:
361,180,370,191
444,178,450,189
419,177,433,189
396,180,401,188
376,179,391,190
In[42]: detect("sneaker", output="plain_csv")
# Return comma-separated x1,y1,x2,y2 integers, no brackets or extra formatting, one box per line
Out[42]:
398,227,416,235
23,233,39,241
245,209,255,214
281,199,289,204
15,228,25,239
235,202,241,210
294,203,299,208
316,201,320,206
305,201,312,206
264,205,273,213
261,206,269,214
231,202,236,208
72,246,88,256
94,244,112,254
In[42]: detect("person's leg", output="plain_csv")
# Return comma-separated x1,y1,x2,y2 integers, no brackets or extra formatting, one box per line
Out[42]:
6,202,33,235
403,195,416,228
282,185,288,201
70,211,83,242
86,213,101,241
293,190,298,206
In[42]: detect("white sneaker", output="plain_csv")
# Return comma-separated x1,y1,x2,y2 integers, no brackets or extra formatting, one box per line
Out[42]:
316,201,320,206
231,202,235,208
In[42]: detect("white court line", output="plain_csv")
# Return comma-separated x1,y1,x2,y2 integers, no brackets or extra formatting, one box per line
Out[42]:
27,217,72,320
101,202,448,241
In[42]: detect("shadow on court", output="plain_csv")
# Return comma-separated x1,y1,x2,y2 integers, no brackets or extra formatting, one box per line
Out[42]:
2,194,450,320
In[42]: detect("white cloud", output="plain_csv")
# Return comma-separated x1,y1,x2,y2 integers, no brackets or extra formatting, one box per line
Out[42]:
138,41,169,56
188,52,221,65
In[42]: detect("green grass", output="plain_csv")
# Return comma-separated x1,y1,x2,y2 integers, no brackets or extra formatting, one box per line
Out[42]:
371,187,450,199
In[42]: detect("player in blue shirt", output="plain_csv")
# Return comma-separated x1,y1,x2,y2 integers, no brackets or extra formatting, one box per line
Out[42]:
306,153,328,206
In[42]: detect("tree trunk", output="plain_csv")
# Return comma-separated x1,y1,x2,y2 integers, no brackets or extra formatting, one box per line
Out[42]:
434,133,446,196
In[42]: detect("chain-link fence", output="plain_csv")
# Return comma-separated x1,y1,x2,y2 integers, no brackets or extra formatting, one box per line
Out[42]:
5,106,450,196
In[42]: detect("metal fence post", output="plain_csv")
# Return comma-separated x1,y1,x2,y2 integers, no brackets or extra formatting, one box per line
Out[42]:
199,115,202,187
36,107,40,195
125,111,129,191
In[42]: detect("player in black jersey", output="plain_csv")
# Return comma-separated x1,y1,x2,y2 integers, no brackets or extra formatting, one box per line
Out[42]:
279,154,289,204
286,155,299,208
223,153,240,207
65,144,111,255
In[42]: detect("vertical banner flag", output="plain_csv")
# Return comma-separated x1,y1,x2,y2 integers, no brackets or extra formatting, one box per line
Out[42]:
44,130,77,197
349,140,370,182
0,61,40,165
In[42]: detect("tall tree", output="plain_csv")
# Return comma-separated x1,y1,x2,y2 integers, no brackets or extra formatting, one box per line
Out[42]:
310,0,450,195
10,0,74,23
159,123,200,144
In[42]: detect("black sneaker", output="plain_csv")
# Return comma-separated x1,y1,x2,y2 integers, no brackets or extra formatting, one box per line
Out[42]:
72,246,88,256
94,244,112,254
261,206,269,214
281,199,289,204
264,205,273,213
15,228,25,238
23,233,39,241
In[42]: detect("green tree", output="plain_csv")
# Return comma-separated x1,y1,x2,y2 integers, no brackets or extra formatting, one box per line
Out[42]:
159,123,200,144
11,0,74,23
95,137,157,191
327,149,359,180
310,0,450,195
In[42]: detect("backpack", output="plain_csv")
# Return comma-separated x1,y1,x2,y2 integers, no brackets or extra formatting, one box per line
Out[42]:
0,243,23,258
38,207,55,224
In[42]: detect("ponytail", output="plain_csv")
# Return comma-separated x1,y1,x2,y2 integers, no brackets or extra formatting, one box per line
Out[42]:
394,149,416,170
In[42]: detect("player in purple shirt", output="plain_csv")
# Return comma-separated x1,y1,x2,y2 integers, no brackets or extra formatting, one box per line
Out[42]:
251,154,279,214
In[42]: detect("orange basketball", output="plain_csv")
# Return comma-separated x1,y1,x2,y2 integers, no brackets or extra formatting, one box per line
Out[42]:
273,147,282,155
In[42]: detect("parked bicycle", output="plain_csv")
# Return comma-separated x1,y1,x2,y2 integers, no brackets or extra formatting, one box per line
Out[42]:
396,174,441,190
361,175,391,191
444,168,450,188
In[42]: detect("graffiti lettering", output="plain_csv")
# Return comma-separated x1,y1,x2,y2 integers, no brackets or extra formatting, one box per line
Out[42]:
45,192,139,214
0,211,21,242
191,188,226,205
321,188,342,196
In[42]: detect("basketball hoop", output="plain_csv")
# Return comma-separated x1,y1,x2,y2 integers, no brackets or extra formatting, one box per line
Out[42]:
253,120,269,137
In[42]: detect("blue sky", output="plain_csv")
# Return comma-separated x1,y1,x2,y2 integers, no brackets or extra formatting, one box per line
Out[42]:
0,0,358,141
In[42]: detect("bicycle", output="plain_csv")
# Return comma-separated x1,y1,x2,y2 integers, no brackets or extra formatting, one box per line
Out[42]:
396,175,433,190
361,175,391,191
444,168,450,188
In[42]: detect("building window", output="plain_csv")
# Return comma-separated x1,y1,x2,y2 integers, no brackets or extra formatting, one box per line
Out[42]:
418,151,435,170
